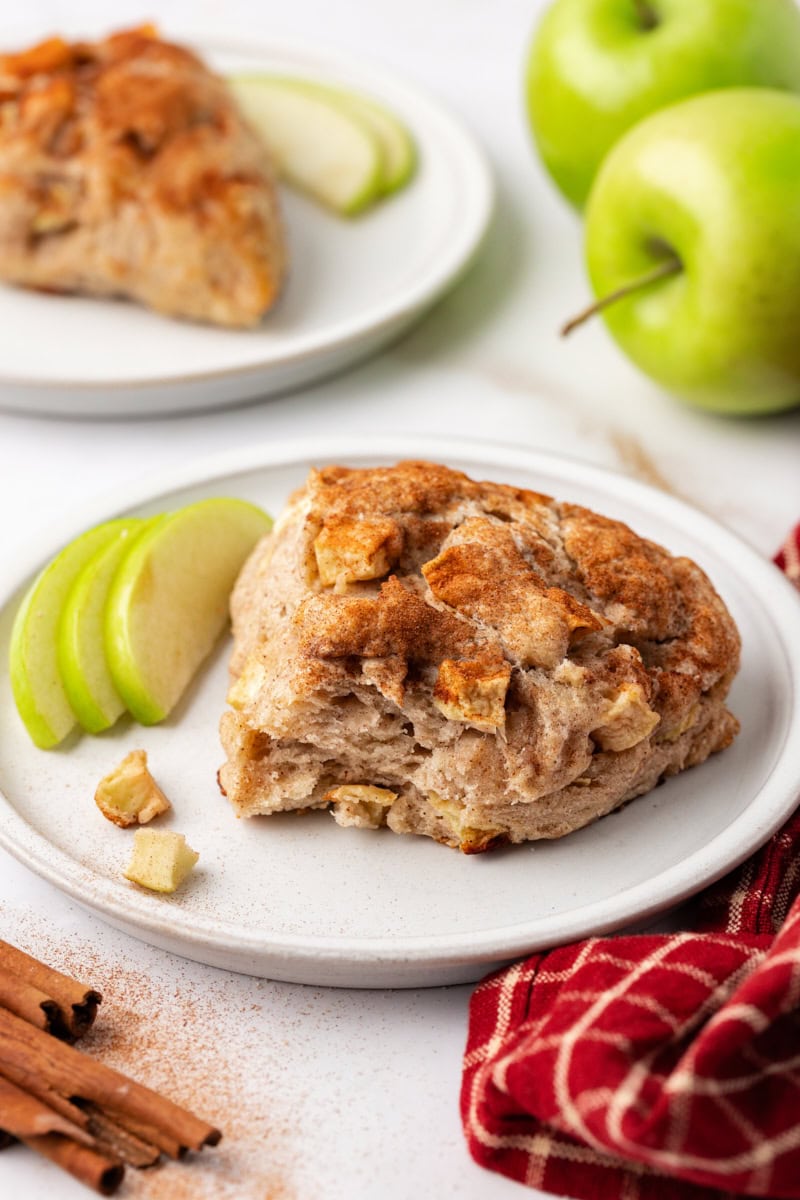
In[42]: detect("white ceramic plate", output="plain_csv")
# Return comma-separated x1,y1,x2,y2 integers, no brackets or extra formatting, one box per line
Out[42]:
0,36,492,418
1,435,798,988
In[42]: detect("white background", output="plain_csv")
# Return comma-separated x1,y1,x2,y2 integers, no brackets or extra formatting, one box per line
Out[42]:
1,2,799,1198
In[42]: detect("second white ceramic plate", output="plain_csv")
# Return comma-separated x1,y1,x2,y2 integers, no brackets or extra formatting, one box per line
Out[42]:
0,34,492,418
0,436,798,987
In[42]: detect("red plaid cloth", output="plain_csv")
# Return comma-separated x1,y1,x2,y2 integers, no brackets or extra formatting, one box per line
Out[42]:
461,527,800,1200
775,524,800,590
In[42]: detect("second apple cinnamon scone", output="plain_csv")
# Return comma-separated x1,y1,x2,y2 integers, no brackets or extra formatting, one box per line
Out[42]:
218,462,740,852
0,27,286,327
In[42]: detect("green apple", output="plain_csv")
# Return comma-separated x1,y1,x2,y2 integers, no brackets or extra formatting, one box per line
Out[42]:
105,497,272,725
581,88,800,415
57,519,150,734
526,0,800,208
230,76,386,215
9,519,135,748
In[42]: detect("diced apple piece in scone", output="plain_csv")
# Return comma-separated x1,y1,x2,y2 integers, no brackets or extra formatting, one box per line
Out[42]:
219,462,741,852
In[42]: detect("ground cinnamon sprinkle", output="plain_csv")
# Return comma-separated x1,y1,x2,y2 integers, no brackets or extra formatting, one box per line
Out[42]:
0,905,302,1199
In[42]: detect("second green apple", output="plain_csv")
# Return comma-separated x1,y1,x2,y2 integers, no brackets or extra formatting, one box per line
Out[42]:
582,87,800,415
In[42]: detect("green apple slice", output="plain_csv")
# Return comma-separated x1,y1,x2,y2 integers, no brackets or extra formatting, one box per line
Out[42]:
246,76,416,195
105,497,272,725
9,519,136,749
230,75,385,215
57,519,151,734
337,89,416,194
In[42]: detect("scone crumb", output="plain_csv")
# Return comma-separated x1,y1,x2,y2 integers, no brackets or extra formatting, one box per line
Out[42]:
433,658,511,731
593,684,661,752
325,784,397,829
460,827,506,854
124,829,199,894
95,750,171,828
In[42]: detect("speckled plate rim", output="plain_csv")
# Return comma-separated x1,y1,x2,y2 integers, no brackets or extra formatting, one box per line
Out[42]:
0,435,798,978
0,31,494,397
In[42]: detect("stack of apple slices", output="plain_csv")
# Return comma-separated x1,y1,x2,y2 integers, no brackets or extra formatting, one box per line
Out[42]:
230,76,416,216
10,498,272,749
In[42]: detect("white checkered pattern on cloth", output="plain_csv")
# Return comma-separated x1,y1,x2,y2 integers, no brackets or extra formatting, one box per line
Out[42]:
460,530,800,1200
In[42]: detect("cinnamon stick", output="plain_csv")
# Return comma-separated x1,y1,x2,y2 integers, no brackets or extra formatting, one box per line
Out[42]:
0,968,67,1038
0,1006,221,1158
0,1074,93,1144
81,1103,161,1168
0,941,101,1040
0,1075,123,1195
21,1133,123,1195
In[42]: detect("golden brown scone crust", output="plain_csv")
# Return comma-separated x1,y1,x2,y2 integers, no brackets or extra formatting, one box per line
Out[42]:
0,27,286,326
219,462,741,852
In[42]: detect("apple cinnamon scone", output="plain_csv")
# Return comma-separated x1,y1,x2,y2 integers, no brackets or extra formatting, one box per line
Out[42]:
218,462,740,852
0,27,286,326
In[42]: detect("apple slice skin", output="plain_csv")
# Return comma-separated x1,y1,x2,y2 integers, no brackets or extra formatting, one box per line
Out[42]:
230,76,385,216
105,498,272,726
9,519,137,749
337,90,416,194
262,77,417,195
584,88,800,415
57,519,150,734
232,74,416,200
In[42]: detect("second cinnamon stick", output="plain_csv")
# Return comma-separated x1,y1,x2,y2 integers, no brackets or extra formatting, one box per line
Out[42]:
22,1133,124,1196
0,1005,221,1158
0,941,101,1040
0,1075,123,1196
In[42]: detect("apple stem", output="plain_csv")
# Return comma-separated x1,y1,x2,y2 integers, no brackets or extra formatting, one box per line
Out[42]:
633,0,659,31
560,256,682,338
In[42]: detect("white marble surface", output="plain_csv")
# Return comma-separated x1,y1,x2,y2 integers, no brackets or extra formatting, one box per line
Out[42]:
1,2,799,1198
